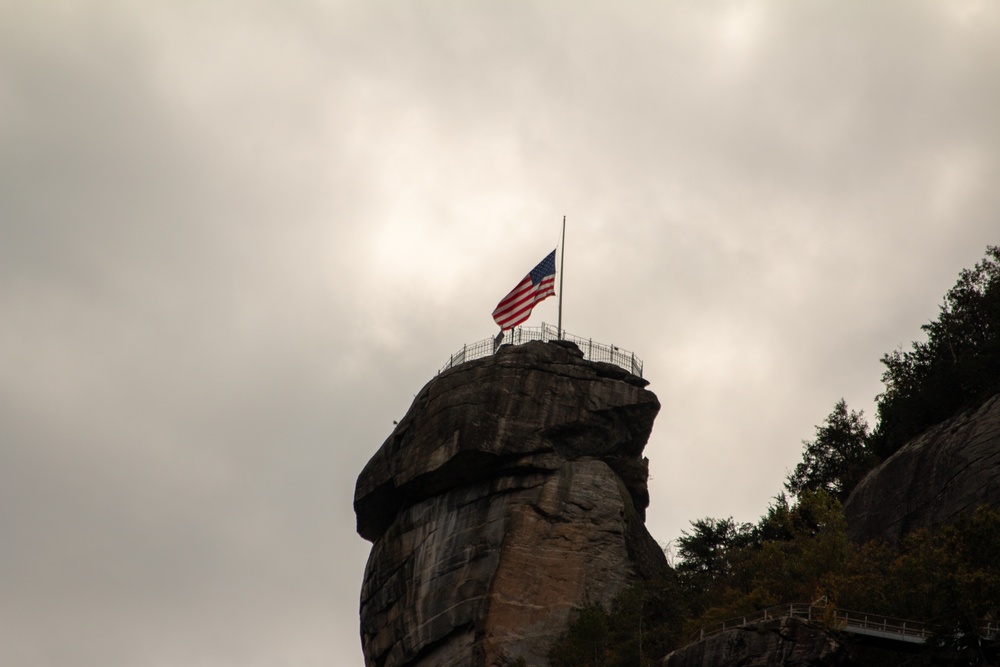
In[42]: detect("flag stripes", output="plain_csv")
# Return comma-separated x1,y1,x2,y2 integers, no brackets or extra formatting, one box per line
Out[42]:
492,250,557,330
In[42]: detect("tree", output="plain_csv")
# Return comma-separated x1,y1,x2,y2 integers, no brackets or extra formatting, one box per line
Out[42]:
785,399,872,502
547,578,687,666
675,517,756,615
548,604,608,667
750,490,850,604
675,517,754,579
874,245,1000,457
603,578,686,667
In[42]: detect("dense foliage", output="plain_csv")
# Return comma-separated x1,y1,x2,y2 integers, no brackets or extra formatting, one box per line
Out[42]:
547,576,685,667
549,247,1000,666
784,245,999,501
785,399,872,502
873,245,1000,458
551,499,1000,666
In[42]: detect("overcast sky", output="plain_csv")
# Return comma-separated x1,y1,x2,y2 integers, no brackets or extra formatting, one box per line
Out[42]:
2,1,998,665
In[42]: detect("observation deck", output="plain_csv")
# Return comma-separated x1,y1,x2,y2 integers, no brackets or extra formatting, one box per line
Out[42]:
440,323,644,378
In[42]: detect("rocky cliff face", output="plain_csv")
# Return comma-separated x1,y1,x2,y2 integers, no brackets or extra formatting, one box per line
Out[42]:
661,617,855,667
843,393,1000,545
354,340,670,667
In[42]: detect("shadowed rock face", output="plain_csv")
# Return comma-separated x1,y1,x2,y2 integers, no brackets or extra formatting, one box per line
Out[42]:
661,617,855,667
843,393,1000,546
354,340,669,667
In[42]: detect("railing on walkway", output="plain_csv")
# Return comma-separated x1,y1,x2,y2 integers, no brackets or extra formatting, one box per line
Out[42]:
439,323,643,378
694,602,999,646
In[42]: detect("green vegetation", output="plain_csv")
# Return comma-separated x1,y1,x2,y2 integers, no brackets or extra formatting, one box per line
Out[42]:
548,576,685,667
549,246,1000,666
785,245,999,502
673,498,1000,640
874,245,1000,459
785,399,872,502
550,500,1000,665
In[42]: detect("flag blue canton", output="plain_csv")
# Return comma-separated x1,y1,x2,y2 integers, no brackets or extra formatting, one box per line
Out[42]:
529,251,557,284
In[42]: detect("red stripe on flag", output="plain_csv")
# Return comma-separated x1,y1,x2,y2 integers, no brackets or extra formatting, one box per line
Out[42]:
492,275,555,330
493,284,538,320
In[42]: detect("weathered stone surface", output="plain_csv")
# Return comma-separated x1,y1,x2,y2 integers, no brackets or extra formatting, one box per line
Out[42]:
354,340,669,667
843,393,1000,545
661,617,855,667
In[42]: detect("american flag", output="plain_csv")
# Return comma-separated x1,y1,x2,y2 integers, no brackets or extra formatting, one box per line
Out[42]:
492,250,557,330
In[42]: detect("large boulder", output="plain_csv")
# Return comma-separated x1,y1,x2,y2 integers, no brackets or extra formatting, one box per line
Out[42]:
662,617,855,667
354,340,669,667
843,393,1000,545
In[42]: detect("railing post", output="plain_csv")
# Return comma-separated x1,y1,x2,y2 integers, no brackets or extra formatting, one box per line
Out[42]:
442,331,642,376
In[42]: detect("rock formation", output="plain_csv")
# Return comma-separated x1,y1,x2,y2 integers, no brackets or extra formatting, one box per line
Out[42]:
354,340,670,667
661,617,855,667
843,392,1000,545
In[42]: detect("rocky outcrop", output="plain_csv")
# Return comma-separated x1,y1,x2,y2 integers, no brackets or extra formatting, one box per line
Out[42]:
354,340,670,667
662,617,855,667
843,393,1000,545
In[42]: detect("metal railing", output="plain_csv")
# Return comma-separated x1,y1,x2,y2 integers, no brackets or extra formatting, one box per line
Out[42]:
694,602,999,645
439,323,643,378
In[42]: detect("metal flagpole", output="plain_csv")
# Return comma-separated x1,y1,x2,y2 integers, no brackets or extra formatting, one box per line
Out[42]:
557,215,566,340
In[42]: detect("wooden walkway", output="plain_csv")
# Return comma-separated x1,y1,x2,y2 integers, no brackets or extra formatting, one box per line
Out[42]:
695,603,999,646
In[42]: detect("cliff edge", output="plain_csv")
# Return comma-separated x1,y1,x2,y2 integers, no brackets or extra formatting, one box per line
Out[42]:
354,340,670,667
843,392,1000,545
